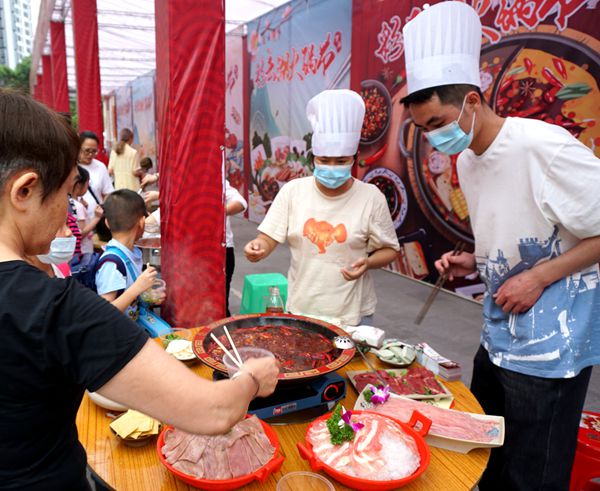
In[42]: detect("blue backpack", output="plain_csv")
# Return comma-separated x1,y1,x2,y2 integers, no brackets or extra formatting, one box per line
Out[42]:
70,252,126,293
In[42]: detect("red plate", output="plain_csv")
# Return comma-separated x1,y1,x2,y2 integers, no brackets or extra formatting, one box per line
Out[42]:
157,417,284,490
298,410,431,491
192,313,355,383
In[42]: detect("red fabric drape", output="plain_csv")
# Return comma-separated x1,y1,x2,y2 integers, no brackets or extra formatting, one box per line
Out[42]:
34,74,43,102
50,21,70,114
155,0,225,327
71,0,105,158
41,55,54,109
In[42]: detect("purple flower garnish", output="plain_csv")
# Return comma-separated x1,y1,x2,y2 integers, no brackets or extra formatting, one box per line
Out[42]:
339,406,364,432
368,384,390,405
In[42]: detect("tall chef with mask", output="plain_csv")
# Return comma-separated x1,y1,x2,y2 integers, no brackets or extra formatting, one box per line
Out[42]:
244,89,400,327
400,3,600,490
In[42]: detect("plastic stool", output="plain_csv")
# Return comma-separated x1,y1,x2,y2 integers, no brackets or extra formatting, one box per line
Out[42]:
570,411,600,491
240,273,288,314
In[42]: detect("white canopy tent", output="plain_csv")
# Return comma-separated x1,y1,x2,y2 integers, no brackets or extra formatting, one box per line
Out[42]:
31,0,291,94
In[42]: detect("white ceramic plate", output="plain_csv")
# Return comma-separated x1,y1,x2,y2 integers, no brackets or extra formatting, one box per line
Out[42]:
87,391,128,412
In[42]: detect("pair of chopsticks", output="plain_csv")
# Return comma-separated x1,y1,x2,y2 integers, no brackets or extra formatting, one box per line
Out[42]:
415,241,466,325
210,326,243,368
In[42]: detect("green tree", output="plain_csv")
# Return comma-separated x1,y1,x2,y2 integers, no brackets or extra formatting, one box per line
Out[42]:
0,56,32,93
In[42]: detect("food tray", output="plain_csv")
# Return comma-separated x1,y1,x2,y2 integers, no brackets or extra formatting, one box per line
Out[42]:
297,410,431,491
157,417,284,490
346,368,453,401
355,391,505,454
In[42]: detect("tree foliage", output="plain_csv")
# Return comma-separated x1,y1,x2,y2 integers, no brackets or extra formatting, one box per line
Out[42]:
0,56,32,93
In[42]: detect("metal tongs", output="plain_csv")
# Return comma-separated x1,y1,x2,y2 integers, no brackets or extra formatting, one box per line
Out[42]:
415,241,466,325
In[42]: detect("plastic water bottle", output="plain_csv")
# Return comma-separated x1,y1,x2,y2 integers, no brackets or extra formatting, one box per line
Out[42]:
265,286,285,313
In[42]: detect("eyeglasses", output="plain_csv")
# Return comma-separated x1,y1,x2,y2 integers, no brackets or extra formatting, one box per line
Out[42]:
81,148,98,156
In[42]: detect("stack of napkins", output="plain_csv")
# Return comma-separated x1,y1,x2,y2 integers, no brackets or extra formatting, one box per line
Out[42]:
110,410,160,439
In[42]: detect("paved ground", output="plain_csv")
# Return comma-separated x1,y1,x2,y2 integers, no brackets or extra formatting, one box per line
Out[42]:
228,216,599,412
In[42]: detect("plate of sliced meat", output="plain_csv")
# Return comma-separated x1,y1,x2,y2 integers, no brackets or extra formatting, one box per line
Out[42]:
298,409,431,491
157,415,284,490
346,366,453,401
355,392,505,454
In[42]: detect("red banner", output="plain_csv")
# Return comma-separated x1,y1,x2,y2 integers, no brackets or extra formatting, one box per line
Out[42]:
155,0,225,327
50,21,70,114
41,55,54,109
72,0,105,160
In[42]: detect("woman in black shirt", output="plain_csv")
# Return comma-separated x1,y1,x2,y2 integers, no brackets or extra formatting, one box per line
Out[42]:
0,90,279,490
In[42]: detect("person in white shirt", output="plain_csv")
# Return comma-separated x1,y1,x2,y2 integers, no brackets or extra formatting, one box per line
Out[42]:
400,3,600,489
225,180,248,316
78,131,114,240
244,90,400,326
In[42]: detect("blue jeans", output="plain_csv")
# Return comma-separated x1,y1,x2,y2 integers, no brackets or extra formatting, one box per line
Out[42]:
471,345,591,491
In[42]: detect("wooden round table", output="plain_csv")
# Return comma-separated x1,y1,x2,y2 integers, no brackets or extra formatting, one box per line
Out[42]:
77,331,489,490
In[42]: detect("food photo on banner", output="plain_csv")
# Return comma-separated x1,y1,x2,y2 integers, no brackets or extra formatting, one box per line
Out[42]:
350,0,600,296
225,29,247,199
246,0,352,223
115,84,134,140
131,73,158,162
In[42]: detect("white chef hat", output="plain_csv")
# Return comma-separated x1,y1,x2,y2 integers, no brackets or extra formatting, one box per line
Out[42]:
306,89,365,157
403,1,482,96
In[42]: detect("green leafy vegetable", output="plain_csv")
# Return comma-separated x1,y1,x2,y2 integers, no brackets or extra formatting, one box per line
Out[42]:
506,66,525,76
326,404,355,445
556,82,592,100
363,388,374,403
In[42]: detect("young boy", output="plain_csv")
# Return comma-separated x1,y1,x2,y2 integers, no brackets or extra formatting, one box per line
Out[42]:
95,190,163,319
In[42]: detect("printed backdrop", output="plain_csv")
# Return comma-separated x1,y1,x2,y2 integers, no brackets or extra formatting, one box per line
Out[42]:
246,0,353,222
131,74,157,162
225,31,247,198
350,0,600,294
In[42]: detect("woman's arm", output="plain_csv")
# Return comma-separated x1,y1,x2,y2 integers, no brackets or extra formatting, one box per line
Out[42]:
341,247,398,281
243,233,278,262
97,340,279,435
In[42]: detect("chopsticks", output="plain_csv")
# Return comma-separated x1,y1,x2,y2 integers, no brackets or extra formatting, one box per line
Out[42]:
210,326,243,368
415,241,466,325
210,332,242,368
223,326,242,366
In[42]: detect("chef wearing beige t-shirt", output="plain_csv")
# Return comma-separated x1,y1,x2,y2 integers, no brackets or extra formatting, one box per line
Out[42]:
244,90,400,326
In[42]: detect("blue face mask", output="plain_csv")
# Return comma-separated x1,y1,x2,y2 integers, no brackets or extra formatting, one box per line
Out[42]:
313,163,353,189
424,97,475,155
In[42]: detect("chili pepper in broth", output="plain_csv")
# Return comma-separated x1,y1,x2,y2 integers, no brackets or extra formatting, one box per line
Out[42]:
552,58,568,80
524,57,534,75
542,67,564,88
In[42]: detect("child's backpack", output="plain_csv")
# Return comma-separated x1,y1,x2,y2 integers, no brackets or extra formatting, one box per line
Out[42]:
70,252,126,293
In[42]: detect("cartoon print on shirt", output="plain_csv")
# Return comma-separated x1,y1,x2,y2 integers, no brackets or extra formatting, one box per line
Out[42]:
303,218,347,253
474,226,600,376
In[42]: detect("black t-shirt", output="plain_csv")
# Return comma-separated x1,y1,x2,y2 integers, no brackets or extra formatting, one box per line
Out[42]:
0,261,148,490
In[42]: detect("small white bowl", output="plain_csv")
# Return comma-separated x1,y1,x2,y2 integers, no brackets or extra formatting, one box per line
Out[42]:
87,391,128,412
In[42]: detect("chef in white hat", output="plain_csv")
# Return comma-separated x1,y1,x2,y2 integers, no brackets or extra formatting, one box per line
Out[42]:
401,2,600,490
244,89,400,327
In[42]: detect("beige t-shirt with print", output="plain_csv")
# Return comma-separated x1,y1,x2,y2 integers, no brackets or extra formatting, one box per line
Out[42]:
258,176,399,326
108,144,141,192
